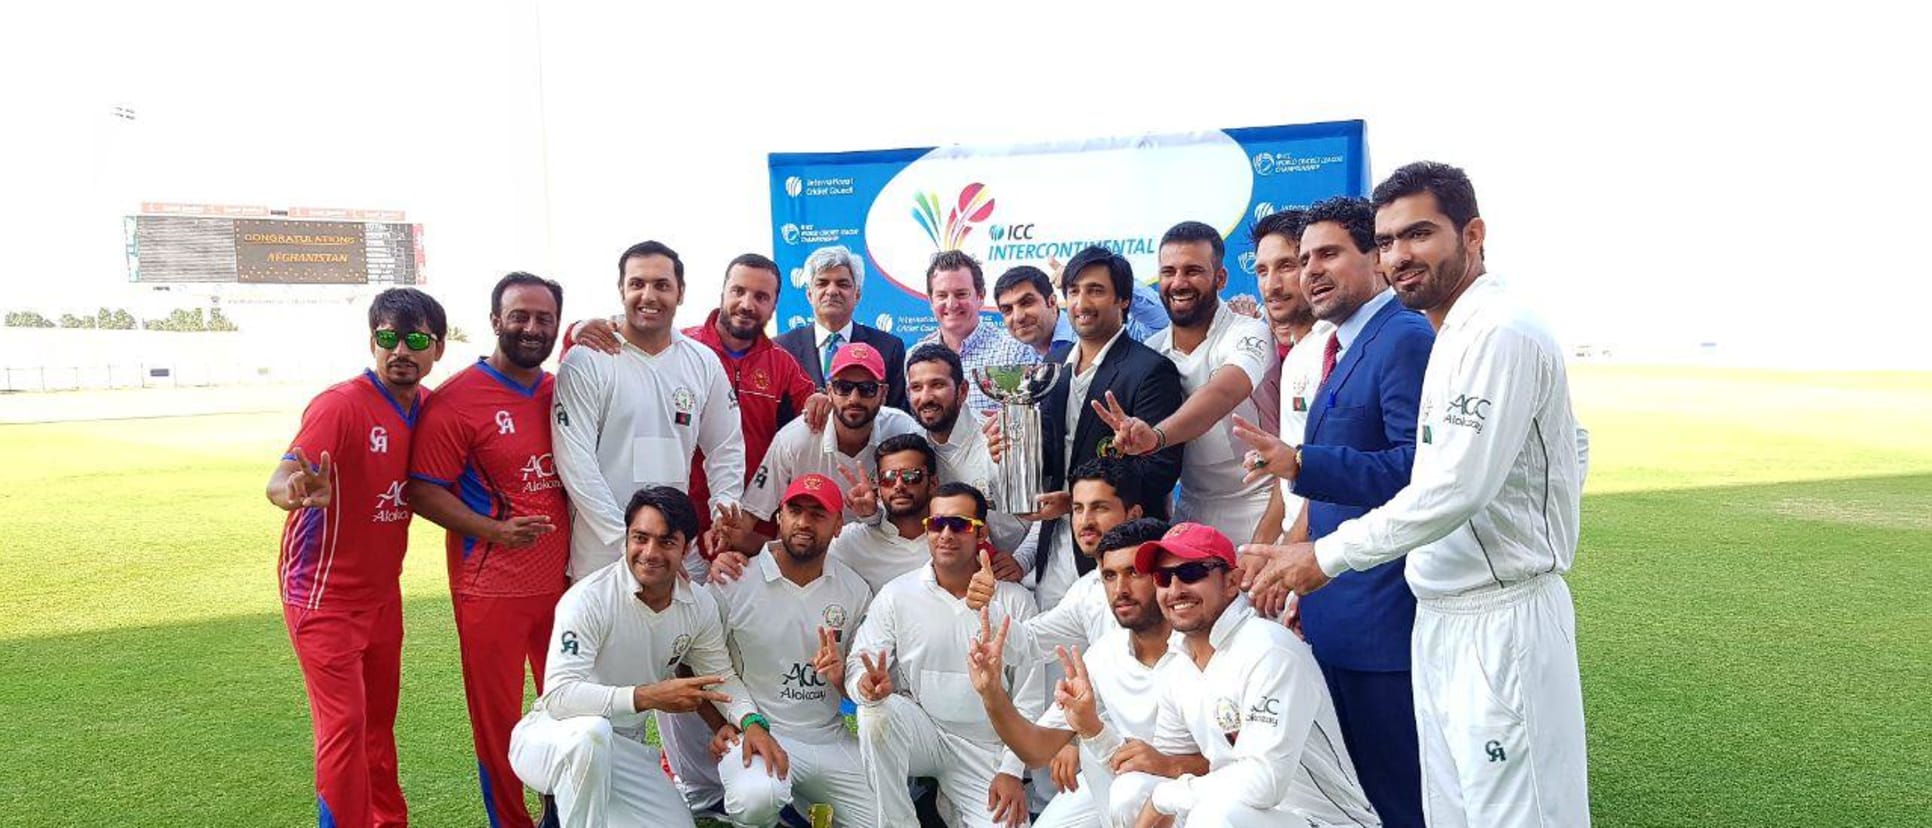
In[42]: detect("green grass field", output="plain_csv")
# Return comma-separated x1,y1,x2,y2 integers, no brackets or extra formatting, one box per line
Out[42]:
3,364,1929,826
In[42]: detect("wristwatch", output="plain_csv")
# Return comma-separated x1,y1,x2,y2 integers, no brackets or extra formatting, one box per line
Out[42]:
739,712,770,733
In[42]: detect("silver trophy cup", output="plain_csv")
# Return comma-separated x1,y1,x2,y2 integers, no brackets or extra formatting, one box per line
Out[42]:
972,362,1066,514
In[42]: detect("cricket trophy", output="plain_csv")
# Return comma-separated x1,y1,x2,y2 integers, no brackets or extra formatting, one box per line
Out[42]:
972,362,1066,514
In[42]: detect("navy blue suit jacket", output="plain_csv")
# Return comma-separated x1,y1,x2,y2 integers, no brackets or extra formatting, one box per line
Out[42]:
1295,297,1435,672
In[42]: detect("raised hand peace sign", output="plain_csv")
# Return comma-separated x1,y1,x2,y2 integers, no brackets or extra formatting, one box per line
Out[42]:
1090,390,1161,456
284,448,334,510
835,465,878,519
856,650,894,702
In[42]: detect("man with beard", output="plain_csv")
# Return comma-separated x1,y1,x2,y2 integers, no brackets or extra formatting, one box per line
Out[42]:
406,272,569,828
1093,222,1274,546
966,517,1210,828
702,473,876,827
821,433,941,593
571,254,831,539
1010,245,1183,613
847,483,1043,828
553,241,748,579
914,250,1038,415
508,487,773,827
906,343,1033,565
1247,211,1333,547
1129,524,1377,827
738,342,921,533
994,264,1165,360
1242,162,1592,828
267,287,446,828
774,244,909,411
1229,196,1434,827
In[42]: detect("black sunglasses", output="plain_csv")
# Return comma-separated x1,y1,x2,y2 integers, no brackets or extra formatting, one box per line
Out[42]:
923,514,985,535
1152,559,1227,587
879,468,927,486
374,329,437,351
830,379,883,399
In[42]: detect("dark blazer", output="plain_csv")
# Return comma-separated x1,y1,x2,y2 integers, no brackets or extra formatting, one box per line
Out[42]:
1294,296,1435,673
774,321,909,412
1034,335,1185,576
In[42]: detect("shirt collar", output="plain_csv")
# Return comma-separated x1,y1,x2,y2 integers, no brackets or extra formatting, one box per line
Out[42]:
1065,325,1128,372
820,414,879,457
758,544,786,583
1206,594,1255,651
1049,312,1075,350
1333,288,1395,352
1441,273,1499,332
622,562,697,606
815,319,855,349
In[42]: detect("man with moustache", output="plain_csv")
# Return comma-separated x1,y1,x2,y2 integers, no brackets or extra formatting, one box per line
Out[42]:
993,265,1165,360
406,273,569,828
905,343,1033,563
1230,196,1434,827
553,241,748,579
848,483,1043,828
1128,524,1378,827
703,473,876,827
267,287,446,828
822,433,944,593
1243,162,1592,828
914,250,1038,415
1095,222,1276,545
1245,209,1334,557
966,517,1210,828
774,245,909,411
1013,245,1183,613
507,487,773,828
566,254,831,540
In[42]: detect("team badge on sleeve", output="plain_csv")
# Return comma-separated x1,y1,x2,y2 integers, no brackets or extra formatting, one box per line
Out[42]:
560,630,580,655
1215,697,1242,744
554,403,570,427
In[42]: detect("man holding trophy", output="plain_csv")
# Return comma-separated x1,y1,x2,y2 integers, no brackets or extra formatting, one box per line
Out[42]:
986,244,1185,611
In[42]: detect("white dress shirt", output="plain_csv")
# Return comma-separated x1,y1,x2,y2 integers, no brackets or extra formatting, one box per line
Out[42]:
1315,275,1588,600
1275,320,1337,536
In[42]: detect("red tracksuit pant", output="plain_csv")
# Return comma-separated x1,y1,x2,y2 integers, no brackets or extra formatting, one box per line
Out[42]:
285,598,406,828
453,592,558,828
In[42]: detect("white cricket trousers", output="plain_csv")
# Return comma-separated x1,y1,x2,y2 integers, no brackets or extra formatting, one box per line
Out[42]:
857,694,1030,827
507,711,696,828
1174,489,1274,550
712,732,878,828
1413,574,1590,827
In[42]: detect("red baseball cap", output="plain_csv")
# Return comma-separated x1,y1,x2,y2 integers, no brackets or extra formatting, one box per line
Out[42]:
781,473,844,515
829,342,887,382
1133,522,1237,574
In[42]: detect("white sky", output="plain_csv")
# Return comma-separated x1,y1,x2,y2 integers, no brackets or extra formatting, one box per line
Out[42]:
2,0,1926,368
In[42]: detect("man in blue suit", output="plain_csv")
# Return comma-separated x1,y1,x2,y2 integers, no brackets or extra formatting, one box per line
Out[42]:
1239,196,1434,826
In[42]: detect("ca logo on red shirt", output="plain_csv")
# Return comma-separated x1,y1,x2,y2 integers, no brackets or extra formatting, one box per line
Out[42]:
369,426,389,454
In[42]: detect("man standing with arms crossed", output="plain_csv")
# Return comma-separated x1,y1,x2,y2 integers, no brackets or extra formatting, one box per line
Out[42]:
407,273,570,828
267,287,446,828
1096,221,1276,543
553,241,748,580
1243,162,1591,827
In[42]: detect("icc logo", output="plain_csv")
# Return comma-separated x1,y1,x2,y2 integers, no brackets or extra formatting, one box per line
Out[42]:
875,313,893,333
1252,153,1275,176
521,453,556,480
369,426,389,454
785,176,803,197
781,224,801,244
790,268,806,288
495,410,516,435
1253,202,1277,222
1238,252,1257,274
988,223,1034,242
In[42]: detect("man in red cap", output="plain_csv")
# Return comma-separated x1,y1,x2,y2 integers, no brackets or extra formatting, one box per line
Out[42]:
734,342,921,544
690,472,877,826
1120,523,1377,827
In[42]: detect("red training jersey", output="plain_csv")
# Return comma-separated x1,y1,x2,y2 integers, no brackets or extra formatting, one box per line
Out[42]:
278,370,429,611
409,359,570,598
684,310,816,531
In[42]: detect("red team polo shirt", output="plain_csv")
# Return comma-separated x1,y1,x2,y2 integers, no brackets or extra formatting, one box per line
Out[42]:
684,311,817,531
279,370,429,611
408,359,570,598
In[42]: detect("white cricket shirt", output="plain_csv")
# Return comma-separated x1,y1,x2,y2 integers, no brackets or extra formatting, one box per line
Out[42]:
742,408,922,522
1039,627,1190,747
1315,275,1587,600
845,563,1044,776
709,547,873,745
1145,304,1275,505
1275,321,1336,536
532,560,757,741
826,519,929,594
1003,568,1112,665
1147,597,1376,824
553,331,747,578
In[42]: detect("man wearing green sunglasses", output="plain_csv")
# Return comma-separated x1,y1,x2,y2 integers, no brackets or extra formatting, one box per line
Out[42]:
267,287,447,828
